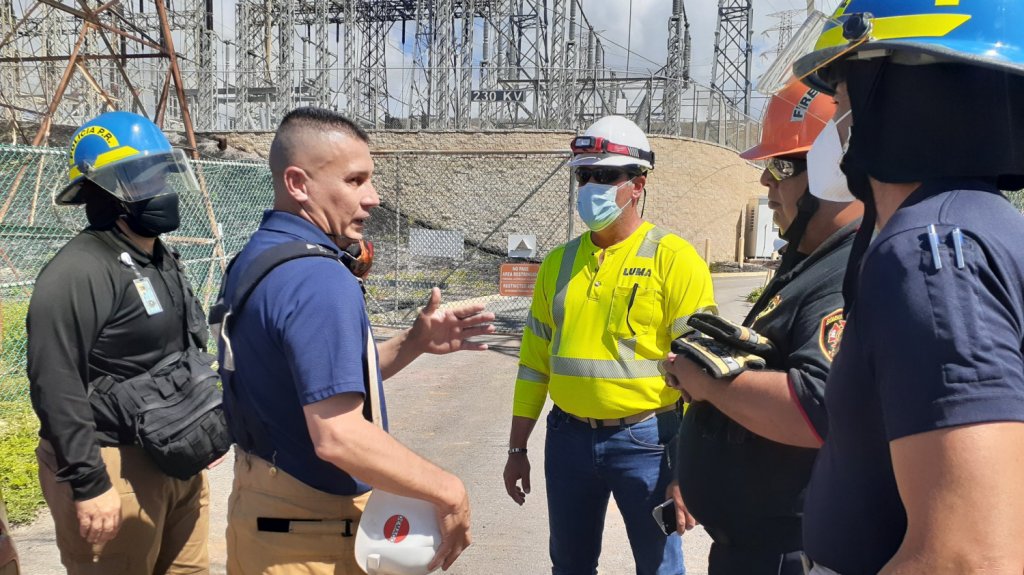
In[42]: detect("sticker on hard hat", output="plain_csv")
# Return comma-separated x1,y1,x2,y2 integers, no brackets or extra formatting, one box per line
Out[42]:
355,490,442,575
71,125,120,151
384,515,411,543
792,89,821,122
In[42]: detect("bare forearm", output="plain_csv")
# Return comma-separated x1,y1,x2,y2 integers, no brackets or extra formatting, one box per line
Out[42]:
316,416,461,508
886,423,1024,575
376,330,422,380
881,553,1023,575
700,370,821,448
508,415,538,449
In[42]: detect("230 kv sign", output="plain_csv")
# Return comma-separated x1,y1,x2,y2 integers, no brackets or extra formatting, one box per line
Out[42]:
471,90,527,103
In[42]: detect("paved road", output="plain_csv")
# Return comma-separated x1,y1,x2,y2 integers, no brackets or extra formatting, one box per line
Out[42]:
12,273,764,575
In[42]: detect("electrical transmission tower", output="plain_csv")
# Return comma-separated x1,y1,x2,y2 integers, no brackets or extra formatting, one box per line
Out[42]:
663,0,691,132
764,9,803,62
707,0,752,142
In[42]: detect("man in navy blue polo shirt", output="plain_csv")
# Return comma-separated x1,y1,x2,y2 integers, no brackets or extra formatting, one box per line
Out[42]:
790,2,1024,574
220,107,495,575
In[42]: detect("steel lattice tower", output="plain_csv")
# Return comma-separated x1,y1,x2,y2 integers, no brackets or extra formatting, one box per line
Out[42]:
663,0,691,132
706,0,752,143
764,9,802,63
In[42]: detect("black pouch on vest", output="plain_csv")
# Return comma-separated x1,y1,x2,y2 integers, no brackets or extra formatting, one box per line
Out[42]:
89,347,232,479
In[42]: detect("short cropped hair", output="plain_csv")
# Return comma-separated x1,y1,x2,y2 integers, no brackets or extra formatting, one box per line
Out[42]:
277,107,369,144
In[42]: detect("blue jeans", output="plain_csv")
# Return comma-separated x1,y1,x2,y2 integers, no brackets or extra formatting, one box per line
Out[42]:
545,406,685,575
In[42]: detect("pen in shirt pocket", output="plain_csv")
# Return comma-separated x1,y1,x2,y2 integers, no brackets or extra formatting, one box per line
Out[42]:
626,283,639,336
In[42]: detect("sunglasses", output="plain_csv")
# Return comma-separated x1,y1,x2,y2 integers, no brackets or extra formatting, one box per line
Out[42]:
574,168,637,185
767,158,807,182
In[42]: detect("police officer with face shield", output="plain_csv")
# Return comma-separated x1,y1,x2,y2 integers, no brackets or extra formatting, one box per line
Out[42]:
28,111,217,574
503,115,717,575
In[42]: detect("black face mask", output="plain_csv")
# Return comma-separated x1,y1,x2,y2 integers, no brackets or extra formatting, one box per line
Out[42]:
123,193,180,237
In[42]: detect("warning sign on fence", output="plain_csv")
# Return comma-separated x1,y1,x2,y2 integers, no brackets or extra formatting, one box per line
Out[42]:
499,263,540,297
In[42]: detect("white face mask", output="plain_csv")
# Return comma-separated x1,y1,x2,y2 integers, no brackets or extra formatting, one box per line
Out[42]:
577,180,630,232
807,110,854,202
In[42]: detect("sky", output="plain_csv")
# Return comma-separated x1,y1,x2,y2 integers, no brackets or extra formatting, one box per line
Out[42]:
579,0,845,88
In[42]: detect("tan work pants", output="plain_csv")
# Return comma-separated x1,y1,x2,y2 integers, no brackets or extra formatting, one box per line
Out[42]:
37,439,210,575
226,447,369,575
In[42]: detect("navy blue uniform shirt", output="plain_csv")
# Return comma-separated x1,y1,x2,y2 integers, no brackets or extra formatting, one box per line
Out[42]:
221,210,386,496
804,181,1024,574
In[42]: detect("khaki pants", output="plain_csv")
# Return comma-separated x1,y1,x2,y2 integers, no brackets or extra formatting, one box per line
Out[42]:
37,439,210,575
226,447,369,575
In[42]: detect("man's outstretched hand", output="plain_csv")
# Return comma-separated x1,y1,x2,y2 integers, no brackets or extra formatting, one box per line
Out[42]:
410,287,497,354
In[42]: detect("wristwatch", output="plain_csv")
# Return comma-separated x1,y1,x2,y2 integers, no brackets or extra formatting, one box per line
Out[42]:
507,447,528,455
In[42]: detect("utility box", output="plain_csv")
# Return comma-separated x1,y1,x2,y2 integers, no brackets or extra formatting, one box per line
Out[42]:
745,197,781,259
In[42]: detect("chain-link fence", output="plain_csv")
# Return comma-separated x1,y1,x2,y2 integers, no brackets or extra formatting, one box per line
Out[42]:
0,144,574,408
0,144,271,407
364,151,573,332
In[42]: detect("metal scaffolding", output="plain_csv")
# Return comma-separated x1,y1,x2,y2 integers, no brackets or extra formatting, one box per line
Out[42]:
1,0,761,148
0,0,205,138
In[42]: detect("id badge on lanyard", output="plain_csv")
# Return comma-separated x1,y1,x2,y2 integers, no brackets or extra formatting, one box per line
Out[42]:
121,252,164,316
133,277,164,315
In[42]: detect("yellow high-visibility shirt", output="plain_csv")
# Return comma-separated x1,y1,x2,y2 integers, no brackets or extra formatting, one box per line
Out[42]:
513,222,718,420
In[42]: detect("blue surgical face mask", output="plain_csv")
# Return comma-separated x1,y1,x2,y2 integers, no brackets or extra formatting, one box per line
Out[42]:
577,181,630,232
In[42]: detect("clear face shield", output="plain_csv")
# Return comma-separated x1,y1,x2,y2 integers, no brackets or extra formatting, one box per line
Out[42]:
758,11,874,96
85,148,201,204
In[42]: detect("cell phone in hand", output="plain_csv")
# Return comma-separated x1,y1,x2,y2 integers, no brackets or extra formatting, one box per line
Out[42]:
652,499,677,536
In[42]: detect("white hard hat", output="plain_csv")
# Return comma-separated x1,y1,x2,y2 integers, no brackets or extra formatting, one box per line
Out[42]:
355,490,441,575
570,115,655,171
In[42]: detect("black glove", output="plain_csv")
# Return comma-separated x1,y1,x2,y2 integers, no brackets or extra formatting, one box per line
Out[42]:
669,314,776,379
687,313,777,363
670,334,768,379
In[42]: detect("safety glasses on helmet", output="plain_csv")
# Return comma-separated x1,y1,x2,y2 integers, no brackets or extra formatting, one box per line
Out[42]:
574,167,638,185
570,136,655,165
767,157,807,182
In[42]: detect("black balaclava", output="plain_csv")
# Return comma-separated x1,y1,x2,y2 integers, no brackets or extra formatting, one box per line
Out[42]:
82,182,123,230
843,59,1024,188
838,58,1024,314
122,193,181,237
777,190,819,274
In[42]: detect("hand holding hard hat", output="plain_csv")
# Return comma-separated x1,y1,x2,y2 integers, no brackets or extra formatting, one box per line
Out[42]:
355,490,443,575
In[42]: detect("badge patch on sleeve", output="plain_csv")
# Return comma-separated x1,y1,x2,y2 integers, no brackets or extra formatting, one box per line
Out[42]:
754,295,782,323
818,309,845,362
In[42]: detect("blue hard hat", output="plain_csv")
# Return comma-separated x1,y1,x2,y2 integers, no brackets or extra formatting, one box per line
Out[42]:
794,0,1024,93
58,111,197,205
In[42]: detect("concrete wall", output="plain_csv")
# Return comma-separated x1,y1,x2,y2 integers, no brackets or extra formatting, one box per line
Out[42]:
200,129,764,263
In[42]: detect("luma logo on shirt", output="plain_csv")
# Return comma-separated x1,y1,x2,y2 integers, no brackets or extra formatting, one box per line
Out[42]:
623,267,652,277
